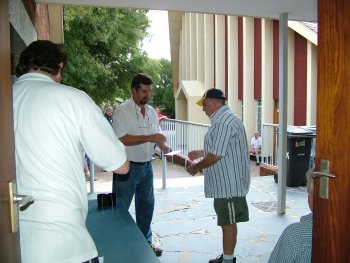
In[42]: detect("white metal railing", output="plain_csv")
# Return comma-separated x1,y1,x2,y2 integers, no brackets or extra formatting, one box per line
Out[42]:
160,118,210,157
261,123,279,167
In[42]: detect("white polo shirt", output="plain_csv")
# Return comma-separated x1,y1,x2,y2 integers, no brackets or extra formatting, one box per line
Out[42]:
13,73,127,263
251,136,262,150
113,98,160,162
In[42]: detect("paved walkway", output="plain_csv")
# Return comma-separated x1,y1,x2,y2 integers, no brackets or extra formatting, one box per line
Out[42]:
87,158,309,263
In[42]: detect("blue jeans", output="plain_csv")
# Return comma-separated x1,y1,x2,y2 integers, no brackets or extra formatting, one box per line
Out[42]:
112,161,154,243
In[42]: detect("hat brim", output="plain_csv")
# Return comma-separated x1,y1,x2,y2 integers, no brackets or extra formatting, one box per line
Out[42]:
196,98,205,106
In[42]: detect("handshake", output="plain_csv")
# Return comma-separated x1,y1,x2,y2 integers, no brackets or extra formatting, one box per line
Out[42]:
185,150,204,176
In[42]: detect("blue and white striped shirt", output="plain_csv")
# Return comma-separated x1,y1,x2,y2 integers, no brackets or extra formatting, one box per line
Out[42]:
203,105,250,198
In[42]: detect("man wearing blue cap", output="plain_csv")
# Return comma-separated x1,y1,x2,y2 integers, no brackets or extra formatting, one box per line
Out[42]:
186,88,250,263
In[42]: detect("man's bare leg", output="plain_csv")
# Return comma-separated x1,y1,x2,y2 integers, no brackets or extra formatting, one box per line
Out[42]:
222,224,237,255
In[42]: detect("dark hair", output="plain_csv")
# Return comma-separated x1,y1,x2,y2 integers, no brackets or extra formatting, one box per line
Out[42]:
15,40,68,77
130,73,153,90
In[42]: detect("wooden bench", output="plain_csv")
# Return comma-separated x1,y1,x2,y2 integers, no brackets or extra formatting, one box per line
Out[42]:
260,164,278,177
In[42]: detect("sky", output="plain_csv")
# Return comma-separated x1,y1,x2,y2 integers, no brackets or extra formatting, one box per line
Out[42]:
142,10,171,60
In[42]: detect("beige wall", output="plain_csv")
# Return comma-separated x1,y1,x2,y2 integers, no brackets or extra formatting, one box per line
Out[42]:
307,42,317,125
242,17,255,140
227,16,240,114
261,19,274,124
173,12,318,139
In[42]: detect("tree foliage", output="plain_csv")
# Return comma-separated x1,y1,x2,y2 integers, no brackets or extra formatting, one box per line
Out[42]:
150,58,175,118
61,6,151,105
60,6,175,116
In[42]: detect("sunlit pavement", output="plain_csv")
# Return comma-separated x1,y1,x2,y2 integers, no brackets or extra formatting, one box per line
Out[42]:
88,158,309,263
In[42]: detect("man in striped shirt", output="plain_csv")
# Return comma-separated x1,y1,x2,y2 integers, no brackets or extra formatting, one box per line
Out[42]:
186,88,250,263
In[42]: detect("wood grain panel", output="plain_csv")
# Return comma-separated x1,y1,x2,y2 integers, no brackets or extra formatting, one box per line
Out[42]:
314,0,350,261
0,0,21,262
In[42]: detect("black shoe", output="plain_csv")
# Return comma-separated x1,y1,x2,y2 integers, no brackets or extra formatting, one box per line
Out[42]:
150,244,162,257
209,254,236,263
256,162,260,166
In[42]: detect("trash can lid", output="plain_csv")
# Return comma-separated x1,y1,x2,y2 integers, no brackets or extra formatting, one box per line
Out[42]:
287,125,316,137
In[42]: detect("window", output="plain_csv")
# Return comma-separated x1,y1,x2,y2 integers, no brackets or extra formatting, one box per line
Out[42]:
256,100,262,132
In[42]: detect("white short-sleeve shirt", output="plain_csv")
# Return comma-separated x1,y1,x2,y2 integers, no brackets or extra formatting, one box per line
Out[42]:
13,73,127,263
113,98,160,162
251,136,262,149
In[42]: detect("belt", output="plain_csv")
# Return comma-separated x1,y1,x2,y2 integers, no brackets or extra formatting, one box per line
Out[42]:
130,161,150,165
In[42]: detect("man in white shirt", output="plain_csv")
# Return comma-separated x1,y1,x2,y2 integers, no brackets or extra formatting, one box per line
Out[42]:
112,73,171,256
13,40,129,263
250,131,262,166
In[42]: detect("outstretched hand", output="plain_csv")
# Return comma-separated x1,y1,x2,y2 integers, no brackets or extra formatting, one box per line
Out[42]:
186,161,199,176
162,146,172,154
188,150,204,161
151,133,167,144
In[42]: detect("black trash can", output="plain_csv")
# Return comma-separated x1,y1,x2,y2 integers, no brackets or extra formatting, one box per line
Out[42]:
286,126,316,187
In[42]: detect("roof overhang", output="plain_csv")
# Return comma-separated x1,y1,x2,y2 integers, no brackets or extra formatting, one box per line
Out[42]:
36,0,317,22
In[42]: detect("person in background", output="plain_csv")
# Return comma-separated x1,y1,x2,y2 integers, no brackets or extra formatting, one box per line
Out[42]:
155,107,167,123
112,73,171,257
104,105,114,125
268,169,314,263
250,131,262,166
13,40,129,263
186,88,250,263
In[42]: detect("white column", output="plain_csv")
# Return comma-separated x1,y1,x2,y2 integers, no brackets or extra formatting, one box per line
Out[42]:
181,14,186,81
227,16,240,114
261,18,274,124
185,13,191,80
204,14,214,90
243,17,255,139
197,14,205,83
307,42,317,125
190,13,197,80
215,15,225,91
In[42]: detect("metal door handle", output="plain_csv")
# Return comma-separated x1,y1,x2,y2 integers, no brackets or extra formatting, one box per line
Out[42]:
14,194,34,209
8,181,34,233
313,160,336,199
313,171,336,179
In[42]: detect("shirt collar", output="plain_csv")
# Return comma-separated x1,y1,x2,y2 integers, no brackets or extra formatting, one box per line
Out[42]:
18,72,54,83
210,105,228,122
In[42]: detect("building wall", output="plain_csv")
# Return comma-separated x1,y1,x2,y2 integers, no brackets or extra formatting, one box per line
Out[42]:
173,12,318,140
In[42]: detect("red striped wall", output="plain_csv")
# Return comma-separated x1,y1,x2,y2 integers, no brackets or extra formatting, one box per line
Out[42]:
254,18,262,100
213,15,216,87
238,17,243,100
273,20,279,100
225,16,228,96
294,33,307,125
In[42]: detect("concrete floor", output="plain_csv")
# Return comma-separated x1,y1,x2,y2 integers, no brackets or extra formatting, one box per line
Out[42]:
87,158,309,263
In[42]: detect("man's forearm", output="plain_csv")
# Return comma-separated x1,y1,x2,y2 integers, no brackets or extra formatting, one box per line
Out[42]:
197,152,221,170
119,134,152,146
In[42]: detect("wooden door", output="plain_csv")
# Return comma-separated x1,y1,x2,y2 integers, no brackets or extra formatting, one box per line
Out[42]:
313,0,350,262
0,0,21,261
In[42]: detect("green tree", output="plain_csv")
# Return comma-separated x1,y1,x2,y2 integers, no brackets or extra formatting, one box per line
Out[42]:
61,6,151,105
150,58,174,118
